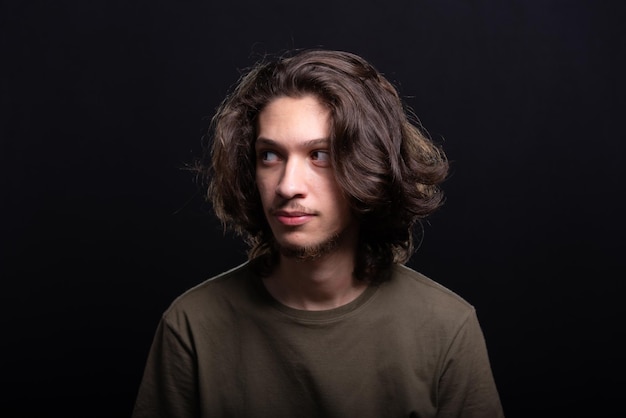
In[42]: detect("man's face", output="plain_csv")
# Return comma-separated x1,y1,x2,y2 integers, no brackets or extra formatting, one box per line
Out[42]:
255,95,357,260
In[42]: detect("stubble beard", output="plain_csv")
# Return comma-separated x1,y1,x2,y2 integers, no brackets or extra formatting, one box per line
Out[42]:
275,231,343,262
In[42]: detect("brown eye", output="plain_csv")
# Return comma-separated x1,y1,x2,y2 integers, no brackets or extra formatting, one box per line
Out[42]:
311,150,330,164
260,150,280,162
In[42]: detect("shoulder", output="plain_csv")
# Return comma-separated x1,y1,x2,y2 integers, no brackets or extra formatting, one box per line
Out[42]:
391,264,472,305
380,264,476,323
160,261,256,326
172,261,253,302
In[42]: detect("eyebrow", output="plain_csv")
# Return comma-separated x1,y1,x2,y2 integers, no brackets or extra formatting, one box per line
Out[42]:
255,137,330,148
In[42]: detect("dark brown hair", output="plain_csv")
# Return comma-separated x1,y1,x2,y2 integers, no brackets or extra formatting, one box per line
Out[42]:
197,49,449,284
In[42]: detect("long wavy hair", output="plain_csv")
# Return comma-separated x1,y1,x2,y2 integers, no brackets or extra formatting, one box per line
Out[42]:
196,49,449,284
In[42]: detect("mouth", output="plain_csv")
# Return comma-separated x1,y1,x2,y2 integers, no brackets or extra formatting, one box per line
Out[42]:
271,209,316,226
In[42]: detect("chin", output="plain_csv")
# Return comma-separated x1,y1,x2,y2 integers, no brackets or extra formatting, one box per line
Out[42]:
276,234,341,261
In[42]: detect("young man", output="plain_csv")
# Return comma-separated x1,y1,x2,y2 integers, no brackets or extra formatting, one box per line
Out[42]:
132,49,504,417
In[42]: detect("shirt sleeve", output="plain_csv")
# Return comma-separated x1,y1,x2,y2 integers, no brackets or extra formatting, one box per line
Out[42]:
131,316,199,418
436,309,505,418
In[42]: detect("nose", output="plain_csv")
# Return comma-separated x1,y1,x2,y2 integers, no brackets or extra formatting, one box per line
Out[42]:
276,158,308,199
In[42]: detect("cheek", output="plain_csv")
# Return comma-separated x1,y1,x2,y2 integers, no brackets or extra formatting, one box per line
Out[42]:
325,181,350,212
255,176,273,204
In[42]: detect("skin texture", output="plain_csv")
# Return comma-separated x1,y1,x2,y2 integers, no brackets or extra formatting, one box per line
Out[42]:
255,95,365,310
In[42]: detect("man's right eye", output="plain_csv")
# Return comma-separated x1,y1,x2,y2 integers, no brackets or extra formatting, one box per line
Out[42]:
260,150,280,162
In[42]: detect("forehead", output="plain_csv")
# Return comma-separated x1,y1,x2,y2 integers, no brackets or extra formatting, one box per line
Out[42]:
256,95,330,145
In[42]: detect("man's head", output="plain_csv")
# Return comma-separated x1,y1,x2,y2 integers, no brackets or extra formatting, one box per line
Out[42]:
255,95,358,263
200,49,448,283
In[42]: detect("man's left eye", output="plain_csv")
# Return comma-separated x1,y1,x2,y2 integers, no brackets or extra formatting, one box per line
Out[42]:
311,150,330,162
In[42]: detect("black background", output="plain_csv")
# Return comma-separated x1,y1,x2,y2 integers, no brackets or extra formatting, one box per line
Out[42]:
2,1,624,417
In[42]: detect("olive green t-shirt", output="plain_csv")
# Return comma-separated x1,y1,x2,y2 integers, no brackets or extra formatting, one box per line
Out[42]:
132,262,504,418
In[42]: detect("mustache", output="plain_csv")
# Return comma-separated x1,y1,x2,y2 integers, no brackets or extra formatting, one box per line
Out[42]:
269,203,317,216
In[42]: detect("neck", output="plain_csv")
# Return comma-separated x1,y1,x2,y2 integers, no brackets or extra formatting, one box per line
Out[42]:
262,246,367,311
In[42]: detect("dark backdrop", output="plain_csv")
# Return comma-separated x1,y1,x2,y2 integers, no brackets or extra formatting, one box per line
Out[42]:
2,1,624,417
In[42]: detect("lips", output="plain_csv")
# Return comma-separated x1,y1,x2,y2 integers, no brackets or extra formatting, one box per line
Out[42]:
272,210,315,226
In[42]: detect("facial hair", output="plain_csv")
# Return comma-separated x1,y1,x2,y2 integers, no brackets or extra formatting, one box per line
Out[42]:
276,231,342,261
